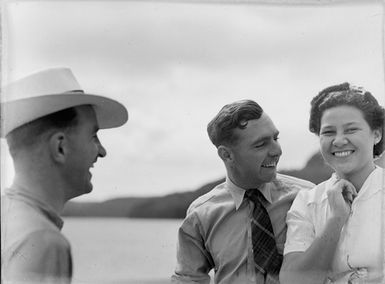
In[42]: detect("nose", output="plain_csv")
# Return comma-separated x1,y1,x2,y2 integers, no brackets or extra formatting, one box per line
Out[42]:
269,139,282,157
332,132,348,147
98,142,107,158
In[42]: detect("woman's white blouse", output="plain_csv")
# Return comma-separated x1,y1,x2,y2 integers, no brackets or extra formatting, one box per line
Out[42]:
284,167,385,283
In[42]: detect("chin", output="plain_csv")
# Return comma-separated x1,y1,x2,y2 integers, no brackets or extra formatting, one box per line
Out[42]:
85,184,93,194
261,172,277,184
332,166,355,177
75,184,93,198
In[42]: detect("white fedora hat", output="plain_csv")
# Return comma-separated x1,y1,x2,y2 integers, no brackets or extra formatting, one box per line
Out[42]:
1,67,128,137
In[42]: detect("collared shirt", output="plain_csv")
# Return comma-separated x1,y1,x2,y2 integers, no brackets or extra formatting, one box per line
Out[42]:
171,174,314,284
284,167,385,283
1,186,72,283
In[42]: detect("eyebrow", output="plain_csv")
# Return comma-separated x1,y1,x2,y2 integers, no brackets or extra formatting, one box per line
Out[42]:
321,122,359,128
251,131,280,145
344,122,360,127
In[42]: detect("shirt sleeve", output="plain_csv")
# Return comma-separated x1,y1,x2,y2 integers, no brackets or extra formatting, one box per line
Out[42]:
4,230,72,283
171,210,213,284
283,189,316,255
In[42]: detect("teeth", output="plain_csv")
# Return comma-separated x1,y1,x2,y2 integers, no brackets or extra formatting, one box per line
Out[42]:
262,163,276,168
334,151,353,157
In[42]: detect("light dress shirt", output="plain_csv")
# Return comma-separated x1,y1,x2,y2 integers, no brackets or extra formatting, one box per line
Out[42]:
172,174,314,284
284,167,385,283
1,186,72,283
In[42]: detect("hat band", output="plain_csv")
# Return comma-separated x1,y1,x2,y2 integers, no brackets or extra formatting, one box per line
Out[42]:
64,90,84,93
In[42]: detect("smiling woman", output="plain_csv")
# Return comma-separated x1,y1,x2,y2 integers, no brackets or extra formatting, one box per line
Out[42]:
310,83,384,188
281,83,385,284
319,105,381,185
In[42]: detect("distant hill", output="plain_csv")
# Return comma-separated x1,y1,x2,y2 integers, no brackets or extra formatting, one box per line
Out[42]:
63,151,333,219
63,178,225,219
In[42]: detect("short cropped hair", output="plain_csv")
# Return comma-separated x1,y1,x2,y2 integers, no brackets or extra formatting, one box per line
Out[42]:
309,82,385,157
207,99,263,147
7,107,79,156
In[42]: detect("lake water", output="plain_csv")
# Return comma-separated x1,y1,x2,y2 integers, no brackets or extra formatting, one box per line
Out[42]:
62,217,183,284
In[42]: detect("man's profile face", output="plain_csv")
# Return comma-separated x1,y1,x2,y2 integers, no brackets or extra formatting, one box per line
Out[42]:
64,105,106,199
229,112,282,189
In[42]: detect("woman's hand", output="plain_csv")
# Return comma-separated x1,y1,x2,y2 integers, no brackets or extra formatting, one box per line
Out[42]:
327,179,357,222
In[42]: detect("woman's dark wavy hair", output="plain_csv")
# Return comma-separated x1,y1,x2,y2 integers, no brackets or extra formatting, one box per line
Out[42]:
309,82,385,157
207,99,263,147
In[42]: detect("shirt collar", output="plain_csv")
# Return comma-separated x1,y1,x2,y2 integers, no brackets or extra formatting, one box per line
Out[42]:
321,174,338,202
321,166,384,202
225,176,273,210
356,166,384,200
5,186,64,230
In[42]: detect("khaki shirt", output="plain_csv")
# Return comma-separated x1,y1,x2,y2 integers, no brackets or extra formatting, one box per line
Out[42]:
172,174,314,284
1,186,72,283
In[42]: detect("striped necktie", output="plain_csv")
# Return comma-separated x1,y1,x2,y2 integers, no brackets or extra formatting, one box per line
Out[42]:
245,189,283,284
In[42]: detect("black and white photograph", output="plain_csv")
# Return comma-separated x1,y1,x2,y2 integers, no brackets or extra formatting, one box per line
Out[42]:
1,0,384,283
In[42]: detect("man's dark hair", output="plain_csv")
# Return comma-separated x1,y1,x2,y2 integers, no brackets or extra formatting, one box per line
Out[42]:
309,82,385,157
7,107,79,156
207,100,263,148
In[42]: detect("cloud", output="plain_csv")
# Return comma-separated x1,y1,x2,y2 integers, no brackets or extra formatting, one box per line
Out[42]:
6,1,382,75
2,1,384,200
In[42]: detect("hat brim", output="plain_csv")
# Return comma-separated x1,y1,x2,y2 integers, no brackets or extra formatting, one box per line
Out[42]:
1,92,128,137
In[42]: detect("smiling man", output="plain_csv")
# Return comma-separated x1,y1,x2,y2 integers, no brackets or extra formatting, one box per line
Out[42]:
172,100,314,284
1,68,128,283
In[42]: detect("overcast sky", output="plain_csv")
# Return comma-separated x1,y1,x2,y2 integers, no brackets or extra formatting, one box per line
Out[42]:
1,0,384,201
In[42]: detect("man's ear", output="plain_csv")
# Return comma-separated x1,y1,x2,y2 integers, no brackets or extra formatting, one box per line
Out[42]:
218,145,232,163
48,132,68,163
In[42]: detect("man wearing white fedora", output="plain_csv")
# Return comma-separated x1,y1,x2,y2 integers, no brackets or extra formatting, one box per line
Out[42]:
1,67,128,283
